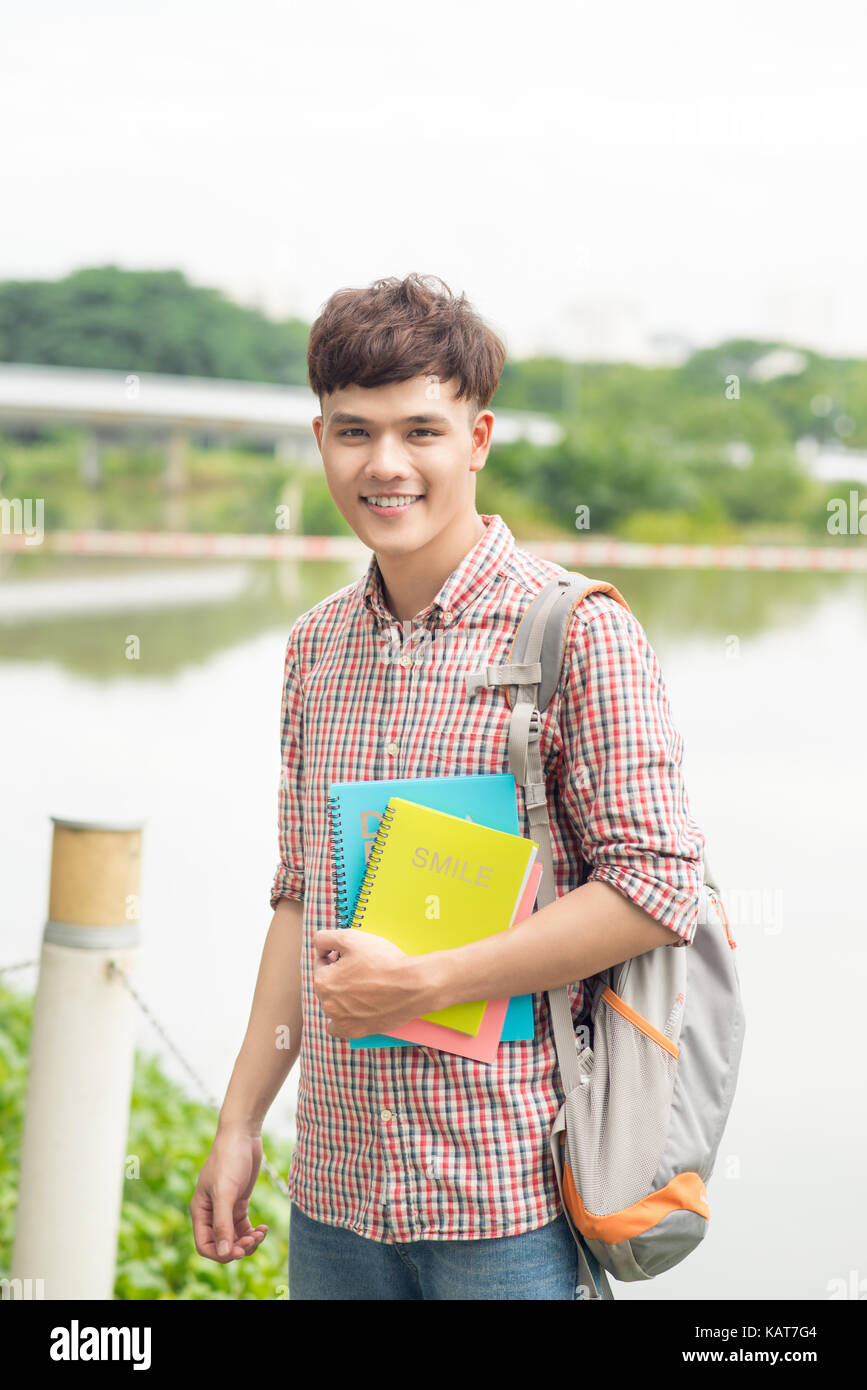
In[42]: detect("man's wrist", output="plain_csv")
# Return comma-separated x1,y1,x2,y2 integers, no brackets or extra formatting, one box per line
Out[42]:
216,1109,264,1140
406,950,450,1016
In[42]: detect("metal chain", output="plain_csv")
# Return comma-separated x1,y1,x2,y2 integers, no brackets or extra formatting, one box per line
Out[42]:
1,957,290,1198
103,957,289,1198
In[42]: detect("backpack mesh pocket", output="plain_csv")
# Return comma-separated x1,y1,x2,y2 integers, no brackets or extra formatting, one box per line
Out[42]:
563,988,679,1217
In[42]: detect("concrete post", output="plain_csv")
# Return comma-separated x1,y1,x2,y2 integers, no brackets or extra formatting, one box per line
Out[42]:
11,818,143,1300
79,431,103,487
164,426,187,492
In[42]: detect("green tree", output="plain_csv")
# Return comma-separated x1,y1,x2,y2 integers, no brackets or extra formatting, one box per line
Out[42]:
0,267,310,384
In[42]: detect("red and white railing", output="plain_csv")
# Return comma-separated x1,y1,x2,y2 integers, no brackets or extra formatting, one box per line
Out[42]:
1,529,865,570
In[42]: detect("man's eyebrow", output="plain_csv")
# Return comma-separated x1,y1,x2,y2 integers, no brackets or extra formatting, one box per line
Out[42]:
328,412,452,426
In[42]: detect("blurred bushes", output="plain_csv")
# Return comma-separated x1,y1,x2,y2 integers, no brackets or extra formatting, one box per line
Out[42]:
0,982,294,1301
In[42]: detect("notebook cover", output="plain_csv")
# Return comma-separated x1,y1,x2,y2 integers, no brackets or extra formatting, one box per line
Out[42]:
377,860,543,1062
348,796,538,1035
329,774,535,1046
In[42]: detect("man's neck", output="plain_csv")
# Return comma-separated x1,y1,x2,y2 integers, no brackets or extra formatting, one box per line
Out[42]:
377,511,487,622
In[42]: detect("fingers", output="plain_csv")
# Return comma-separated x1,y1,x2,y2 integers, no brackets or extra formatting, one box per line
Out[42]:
233,1212,270,1255
191,1187,269,1264
227,1227,269,1258
314,930,344,959
213,1187,241,1260
190,1188,220,1259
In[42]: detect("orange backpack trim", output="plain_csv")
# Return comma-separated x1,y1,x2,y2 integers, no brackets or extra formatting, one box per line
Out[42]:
601,986,680,1059
558,1143,710,1242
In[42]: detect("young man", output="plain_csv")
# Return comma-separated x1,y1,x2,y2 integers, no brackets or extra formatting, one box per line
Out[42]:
190,273,705,1300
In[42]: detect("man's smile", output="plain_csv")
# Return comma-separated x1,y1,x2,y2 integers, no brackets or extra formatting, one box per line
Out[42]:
361,493,426,515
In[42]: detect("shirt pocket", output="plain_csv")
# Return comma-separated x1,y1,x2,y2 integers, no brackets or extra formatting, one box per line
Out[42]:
426,703,513,777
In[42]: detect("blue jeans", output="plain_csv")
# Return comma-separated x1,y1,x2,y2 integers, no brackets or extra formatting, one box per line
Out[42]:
288,1201,604,1301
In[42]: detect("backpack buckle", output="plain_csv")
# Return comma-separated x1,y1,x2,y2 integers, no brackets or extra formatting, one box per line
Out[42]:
465,662,541,698
465,667,490,698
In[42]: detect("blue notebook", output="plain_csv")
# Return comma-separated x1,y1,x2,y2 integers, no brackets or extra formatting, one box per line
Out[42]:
329,773,536,1049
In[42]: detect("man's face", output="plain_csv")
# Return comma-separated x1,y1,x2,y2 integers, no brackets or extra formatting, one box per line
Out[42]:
311,376,492,558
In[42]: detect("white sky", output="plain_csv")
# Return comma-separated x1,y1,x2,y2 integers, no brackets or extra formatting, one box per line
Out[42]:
2,0,866,360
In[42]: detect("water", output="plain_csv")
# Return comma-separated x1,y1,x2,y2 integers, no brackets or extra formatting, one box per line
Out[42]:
1,550,865,1300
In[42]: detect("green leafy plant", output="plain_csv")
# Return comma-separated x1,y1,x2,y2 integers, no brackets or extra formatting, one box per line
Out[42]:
0,982,294,1301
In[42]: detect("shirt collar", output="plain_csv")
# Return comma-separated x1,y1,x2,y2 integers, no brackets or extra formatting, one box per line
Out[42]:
360,513,515,629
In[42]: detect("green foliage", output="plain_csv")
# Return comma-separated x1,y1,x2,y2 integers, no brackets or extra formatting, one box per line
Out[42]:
0,433,295,535
0,984,32,1245
613,495,739,544
495,356,576,414
0,266,310,385
0,982,293,1301
475,469,572,537
296,473,355,536
515,421,693,532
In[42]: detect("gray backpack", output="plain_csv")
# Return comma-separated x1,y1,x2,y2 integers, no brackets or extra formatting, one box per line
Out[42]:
465,572,746,1301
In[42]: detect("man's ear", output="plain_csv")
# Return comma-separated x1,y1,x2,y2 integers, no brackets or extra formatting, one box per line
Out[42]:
313,395,329,449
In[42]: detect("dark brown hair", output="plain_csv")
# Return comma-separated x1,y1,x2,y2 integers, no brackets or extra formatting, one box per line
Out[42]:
307,273,507,420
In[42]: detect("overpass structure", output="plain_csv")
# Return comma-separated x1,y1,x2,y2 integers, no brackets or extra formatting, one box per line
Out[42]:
0,362,563,486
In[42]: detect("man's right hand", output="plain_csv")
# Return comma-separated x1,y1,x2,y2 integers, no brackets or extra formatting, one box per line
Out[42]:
190,1128,269,1263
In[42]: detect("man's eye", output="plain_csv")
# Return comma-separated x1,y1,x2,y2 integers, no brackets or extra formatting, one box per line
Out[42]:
337,428,440,438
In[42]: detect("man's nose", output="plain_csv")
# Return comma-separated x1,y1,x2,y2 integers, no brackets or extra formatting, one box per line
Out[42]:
363,433,414,478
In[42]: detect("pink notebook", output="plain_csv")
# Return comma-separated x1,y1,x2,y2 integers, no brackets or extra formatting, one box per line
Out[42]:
379,862,543,1064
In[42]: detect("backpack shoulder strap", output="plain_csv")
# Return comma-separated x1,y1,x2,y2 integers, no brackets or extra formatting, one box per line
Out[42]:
465,571,632,794
505,571,632,712
464,569,635,1079
465,568,632,824
464,571,631,711
465,562,714,971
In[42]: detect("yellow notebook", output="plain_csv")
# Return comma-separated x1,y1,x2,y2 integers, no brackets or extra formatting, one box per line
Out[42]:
349,796,539,1036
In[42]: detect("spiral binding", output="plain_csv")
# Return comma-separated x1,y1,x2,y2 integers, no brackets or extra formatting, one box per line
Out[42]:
349,802,398,927
329,792,351,927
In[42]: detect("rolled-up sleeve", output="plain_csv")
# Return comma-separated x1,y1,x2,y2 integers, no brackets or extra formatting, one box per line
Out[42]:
269,631,306,910
559,600,705,944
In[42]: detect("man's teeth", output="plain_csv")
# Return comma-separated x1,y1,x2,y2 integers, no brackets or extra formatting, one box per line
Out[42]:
364,495,422,508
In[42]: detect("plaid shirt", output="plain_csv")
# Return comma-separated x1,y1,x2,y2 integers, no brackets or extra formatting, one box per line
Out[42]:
270,512,705,1242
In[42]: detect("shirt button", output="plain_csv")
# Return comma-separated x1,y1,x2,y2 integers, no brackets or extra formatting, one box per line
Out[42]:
442,609,454,624
386,741,398,756
399,653,412,668
380,1107,394,1122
